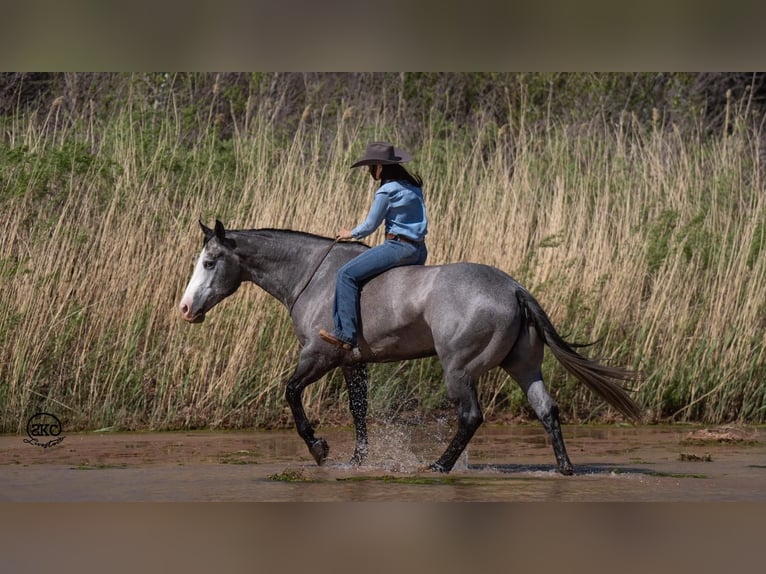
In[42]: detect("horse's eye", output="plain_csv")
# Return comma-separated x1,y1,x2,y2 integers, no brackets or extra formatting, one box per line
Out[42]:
203,259,216,271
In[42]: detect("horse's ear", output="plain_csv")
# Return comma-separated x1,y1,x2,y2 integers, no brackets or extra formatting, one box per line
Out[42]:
199,220,214,243
214,219,226,240
214,219,237,249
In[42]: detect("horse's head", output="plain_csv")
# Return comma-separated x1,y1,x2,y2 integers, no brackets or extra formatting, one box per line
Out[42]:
178,220,242,323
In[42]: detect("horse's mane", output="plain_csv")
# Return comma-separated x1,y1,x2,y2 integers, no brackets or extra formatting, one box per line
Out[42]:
235,227,371,249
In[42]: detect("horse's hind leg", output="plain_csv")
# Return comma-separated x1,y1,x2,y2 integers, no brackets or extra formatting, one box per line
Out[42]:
430,370,483,473
503,327,574,475
342,364,369,465
517,377,574,475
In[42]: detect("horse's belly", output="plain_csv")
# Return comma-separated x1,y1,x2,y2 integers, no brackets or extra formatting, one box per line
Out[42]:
362,321,435,361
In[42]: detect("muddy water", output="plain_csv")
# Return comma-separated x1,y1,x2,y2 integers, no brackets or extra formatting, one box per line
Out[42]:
1,424,763,501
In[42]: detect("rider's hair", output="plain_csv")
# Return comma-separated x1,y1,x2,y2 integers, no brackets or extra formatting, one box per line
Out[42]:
376,163,423,187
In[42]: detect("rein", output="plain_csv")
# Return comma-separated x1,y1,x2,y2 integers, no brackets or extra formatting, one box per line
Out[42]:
288,238,339,314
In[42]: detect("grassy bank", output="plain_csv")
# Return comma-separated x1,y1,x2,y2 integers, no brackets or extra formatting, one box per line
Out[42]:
1,84,765,433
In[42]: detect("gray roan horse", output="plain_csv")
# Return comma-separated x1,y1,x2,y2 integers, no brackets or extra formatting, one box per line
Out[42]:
179,221,642,474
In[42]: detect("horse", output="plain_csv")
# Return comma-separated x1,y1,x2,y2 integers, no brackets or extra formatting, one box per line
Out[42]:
178,220,642,474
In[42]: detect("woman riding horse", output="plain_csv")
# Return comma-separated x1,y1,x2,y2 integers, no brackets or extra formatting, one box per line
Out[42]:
319,142,429,351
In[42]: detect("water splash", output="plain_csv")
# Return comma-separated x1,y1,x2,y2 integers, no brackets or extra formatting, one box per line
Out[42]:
360,416,457,473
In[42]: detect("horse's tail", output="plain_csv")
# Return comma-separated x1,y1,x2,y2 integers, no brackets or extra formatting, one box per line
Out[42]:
515,287,643,422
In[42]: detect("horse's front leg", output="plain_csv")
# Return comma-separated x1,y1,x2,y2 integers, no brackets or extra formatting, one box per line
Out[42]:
284,355,334,465
342,364,369,465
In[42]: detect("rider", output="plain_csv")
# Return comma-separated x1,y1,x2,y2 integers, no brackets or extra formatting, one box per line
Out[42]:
319,141,428,351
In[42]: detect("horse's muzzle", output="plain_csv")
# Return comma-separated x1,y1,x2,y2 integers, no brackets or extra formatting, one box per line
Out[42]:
179,302,205,323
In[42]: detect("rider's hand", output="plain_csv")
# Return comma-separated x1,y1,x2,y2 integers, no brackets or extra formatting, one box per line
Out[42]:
336,229,354,240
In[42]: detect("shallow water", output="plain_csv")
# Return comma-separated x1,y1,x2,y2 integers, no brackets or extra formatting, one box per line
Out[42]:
1,424,763,501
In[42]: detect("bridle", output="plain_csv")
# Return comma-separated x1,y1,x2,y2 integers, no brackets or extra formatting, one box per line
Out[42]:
287,238,339,315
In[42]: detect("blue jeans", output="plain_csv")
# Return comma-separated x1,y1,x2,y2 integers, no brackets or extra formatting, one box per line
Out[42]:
332,238,428,345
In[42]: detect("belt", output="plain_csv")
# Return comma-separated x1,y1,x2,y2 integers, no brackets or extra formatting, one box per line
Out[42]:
385,233,421,245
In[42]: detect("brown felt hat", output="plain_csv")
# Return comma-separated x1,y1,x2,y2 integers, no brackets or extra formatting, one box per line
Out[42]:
350,141,412,168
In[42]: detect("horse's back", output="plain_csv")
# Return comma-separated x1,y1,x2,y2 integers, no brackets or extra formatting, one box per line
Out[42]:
366,261,520,309
359,262,524,363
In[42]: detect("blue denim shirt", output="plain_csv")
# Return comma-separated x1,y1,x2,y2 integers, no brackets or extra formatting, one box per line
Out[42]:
351,180,428,241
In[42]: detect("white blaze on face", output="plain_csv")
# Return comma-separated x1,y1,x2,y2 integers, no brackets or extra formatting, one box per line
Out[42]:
179,246,212,320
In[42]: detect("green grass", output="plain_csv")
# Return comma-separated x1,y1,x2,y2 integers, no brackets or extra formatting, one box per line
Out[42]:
266,469,313,482
71,463,129,470
218,450,259,465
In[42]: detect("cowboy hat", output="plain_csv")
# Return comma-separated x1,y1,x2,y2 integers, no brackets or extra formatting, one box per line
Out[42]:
350,141,412,168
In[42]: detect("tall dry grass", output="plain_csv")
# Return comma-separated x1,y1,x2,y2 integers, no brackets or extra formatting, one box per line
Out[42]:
1,94,765,432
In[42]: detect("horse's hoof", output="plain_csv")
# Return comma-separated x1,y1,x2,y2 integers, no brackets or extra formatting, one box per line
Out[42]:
428,462,449,473
310,438,329,465
349,447,368,466
559,463,575,476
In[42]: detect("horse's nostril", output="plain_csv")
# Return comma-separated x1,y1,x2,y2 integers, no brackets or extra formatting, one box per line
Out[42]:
180,303,188,315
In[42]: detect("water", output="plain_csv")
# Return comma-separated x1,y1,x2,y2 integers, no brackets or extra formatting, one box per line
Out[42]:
1,424,763,501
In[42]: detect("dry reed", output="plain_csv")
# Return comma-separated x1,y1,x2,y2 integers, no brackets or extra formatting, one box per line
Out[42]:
1,93,764,432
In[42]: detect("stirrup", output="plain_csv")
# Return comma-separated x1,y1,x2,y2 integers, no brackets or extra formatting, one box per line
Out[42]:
319,329,353,351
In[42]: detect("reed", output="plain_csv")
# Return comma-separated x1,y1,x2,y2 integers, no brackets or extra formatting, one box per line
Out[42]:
1,88,764,432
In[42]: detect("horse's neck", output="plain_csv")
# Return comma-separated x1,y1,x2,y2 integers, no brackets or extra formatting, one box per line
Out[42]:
233,230,335,307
